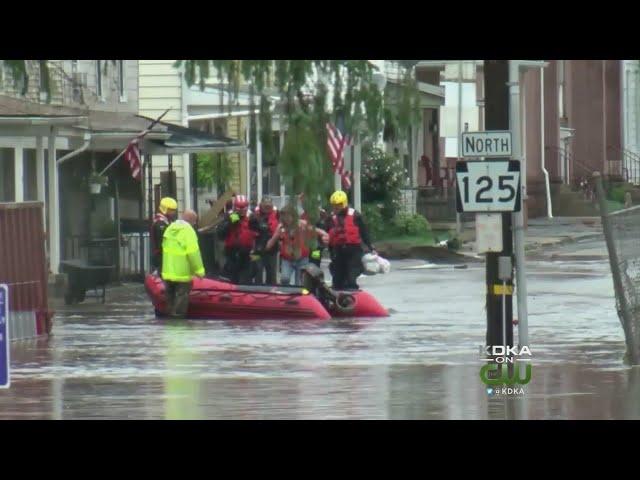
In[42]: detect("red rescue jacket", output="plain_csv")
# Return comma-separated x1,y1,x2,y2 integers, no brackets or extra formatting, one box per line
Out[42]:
151,213,170,255
329,208,362,247
224,215,257,250
255,206,279,236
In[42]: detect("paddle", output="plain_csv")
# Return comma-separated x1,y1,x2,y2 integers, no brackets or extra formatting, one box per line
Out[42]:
198,190,235,231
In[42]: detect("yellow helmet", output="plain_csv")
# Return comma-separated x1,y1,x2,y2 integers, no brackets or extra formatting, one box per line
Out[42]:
330,190,348,208
159,197,178,214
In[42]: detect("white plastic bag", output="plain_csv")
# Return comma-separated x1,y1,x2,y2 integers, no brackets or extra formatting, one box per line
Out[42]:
362,253,380,275
376,255,391,274
362,252,390,275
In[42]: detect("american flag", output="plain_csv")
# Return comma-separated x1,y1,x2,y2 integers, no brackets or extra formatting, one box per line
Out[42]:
326,119,352,190
114,108,170,182
124,137,141,181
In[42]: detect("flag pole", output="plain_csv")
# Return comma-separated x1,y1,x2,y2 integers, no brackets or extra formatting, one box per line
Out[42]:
98,108,171,177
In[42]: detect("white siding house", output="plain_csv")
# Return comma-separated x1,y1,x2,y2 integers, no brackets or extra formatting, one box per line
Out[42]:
138,60,188,210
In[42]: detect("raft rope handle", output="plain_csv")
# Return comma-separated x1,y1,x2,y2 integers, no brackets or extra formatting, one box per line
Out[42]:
190,288,304,302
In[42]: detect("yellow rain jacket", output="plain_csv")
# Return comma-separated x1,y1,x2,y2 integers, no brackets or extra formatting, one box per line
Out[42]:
161,220,205,282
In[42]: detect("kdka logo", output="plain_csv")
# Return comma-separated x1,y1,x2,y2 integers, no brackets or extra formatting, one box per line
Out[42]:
479,345,532,396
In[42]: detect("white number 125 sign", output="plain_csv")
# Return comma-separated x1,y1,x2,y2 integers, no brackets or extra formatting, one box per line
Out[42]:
455,160,521,213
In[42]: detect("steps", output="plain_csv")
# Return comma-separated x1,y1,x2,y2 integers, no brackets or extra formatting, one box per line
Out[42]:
551,185,600,217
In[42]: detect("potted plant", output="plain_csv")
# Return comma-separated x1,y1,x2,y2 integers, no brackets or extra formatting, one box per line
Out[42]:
88,172,108,194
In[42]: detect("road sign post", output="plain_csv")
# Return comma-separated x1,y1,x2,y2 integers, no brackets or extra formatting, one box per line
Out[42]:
483,60,514,354
0,284,9,389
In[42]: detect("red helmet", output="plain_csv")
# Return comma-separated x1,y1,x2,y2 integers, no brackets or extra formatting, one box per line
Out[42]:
234,195,249,209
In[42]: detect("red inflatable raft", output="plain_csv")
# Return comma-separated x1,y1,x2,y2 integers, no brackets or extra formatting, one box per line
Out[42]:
144,274,388,321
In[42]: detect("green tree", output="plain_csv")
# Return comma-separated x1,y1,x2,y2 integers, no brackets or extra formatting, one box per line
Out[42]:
174,60,422,224
195,152,233,192
362,146,408,220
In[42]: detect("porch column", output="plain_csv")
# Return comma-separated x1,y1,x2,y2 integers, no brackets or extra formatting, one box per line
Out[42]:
245,121,251,196
48,128,60,275
602,60,607,173
413,124,421,188
147,154,153,220
36,136,45,204
256,117,263,203
36,136,46,230
14,146,24,202
147,154,154,270
279,128,286,208
334,132,346,192
354,142,362,211
183,153,192,211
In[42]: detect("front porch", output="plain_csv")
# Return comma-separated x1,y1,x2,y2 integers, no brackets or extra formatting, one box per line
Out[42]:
0,95,244,289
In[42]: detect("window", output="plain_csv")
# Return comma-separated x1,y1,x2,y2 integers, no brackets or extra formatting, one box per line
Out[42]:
39,61,48,102
213,118,227,137
23,149,38,201
118,60,126,101
96,60,103,100
0,148,15,202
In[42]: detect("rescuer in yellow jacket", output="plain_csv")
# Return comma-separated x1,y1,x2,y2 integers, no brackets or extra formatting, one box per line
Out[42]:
161,209,205,319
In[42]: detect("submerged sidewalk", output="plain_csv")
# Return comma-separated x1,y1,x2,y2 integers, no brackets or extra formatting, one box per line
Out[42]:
455,216,605,258
377,216,606,263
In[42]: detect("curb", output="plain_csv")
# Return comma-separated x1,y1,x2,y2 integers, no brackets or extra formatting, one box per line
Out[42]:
524,232,604,253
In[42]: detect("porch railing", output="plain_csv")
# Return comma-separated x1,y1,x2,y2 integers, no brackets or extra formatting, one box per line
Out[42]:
545,146,597,187
608,146,640,185
63,233,149,282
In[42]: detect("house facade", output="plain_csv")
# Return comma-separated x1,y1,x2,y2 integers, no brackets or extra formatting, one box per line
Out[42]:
138,60,253,215
0,60,147,276
412,60,626,220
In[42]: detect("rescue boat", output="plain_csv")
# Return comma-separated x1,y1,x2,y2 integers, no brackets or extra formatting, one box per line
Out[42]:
144,265,388,321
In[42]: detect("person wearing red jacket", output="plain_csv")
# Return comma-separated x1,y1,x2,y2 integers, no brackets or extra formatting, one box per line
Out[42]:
150,197,178,275
216,195,263,284
325,191,375,290
252,196,280,285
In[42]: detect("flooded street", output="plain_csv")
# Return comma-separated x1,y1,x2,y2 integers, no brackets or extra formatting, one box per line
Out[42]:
2,236,640,419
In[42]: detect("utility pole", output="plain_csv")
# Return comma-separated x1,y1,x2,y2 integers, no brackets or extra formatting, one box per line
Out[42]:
483,60,514,350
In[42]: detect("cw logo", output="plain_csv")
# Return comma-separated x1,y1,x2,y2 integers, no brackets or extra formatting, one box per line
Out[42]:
480,362,532,386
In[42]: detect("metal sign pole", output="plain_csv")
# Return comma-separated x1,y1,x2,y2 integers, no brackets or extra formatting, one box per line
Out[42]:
509,60,529,348
483,60,514,352
456,61,463,235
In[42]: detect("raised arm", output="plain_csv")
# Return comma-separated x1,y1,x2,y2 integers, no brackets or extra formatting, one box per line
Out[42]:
315,227,329,245
266,223,282,251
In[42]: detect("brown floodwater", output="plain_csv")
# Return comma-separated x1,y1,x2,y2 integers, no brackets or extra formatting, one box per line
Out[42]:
2,239,638,419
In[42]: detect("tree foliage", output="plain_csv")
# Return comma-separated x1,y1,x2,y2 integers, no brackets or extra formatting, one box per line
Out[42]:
362,146,408,220
196,153,233,191
174,60,422,224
